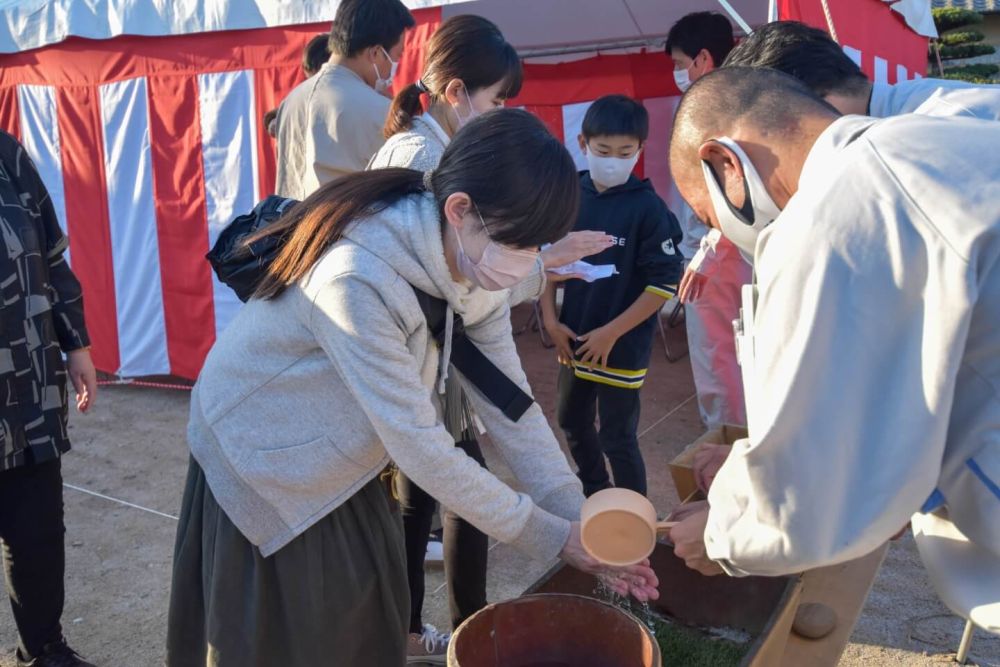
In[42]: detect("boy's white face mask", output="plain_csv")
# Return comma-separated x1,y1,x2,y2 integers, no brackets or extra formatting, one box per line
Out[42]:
701,136,781,258
586,149,641,189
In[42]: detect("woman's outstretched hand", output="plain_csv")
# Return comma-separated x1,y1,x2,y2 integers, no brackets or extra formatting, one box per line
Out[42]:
560,522,660,602
542,231,615,271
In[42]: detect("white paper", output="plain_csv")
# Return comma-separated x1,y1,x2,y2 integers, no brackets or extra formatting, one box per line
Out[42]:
547,260,618,283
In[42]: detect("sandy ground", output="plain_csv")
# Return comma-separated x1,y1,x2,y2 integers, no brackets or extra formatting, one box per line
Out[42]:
0,303,996,666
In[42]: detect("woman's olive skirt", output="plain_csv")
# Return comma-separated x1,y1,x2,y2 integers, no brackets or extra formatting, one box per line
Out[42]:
165,458,409,666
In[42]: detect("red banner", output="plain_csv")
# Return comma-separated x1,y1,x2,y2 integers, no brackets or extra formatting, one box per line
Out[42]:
781,0,928,82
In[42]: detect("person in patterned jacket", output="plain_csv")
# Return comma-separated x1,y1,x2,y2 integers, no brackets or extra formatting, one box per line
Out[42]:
0,131,97,667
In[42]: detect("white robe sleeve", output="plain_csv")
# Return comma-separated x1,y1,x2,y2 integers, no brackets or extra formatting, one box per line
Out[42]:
704,203,970,576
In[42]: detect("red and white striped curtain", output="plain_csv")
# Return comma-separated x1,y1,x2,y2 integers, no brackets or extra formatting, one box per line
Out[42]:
0,1,927,380
0,21,338,378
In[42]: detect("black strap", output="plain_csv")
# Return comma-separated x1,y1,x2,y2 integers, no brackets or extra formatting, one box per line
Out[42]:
412,287,534,422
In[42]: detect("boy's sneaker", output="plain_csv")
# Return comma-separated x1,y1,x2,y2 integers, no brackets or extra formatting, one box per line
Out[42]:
424,537,444,565
407,623,450,664
17,641,96,667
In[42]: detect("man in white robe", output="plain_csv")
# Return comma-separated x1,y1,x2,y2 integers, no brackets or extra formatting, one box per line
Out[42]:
665,69,999,634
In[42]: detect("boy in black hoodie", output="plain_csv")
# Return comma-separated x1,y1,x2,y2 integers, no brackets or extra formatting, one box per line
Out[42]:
541,95,684,496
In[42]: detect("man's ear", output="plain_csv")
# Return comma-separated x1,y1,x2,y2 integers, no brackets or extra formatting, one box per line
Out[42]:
698,47,716,71
443,192,473,230
698,140,746,209
577,134,588,155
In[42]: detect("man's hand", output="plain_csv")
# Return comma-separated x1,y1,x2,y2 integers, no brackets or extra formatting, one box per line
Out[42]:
542,231,615,270
666,499,709,522
576,325,620,369
678,266,709,303
693,443,732,493
545,321,578,366
66,348,97,413
667,504,724,576
561,522,660,602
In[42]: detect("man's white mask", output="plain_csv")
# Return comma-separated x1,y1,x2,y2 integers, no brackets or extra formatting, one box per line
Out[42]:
700,136,782,258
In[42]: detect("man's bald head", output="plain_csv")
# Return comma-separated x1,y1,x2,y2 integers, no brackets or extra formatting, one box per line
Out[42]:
669,67,840,229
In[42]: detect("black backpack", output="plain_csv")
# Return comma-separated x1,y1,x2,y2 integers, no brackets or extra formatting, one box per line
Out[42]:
206,197,533,422
205,195,296,303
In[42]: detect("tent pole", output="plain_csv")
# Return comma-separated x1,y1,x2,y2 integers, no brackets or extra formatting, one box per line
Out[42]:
715,0,753,34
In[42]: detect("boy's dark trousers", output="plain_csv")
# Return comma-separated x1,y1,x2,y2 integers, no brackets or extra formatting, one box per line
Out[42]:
0,457,66,661
557,365,646,496
396,437,489,633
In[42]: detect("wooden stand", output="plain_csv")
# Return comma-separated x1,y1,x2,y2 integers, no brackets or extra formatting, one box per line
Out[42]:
779,543,890,666
667,433,890,665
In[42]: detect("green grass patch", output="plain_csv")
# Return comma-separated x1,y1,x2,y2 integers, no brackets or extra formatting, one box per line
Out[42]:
652,617,750,667
940,72,998,84
936,42,996,59
933,8,983,32
939,30,985,46
944,63,1000,77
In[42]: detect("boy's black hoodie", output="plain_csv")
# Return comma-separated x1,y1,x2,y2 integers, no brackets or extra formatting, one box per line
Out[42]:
559,172,684,389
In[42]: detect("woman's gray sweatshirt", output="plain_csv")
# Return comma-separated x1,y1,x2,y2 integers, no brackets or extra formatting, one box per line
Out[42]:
188,193,584,559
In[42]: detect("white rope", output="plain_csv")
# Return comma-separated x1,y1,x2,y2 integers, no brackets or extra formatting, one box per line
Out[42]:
637,393,698,439
64,483,179,521
820,0,839,43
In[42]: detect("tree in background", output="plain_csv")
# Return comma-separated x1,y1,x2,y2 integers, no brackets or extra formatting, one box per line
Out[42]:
930,8,999,83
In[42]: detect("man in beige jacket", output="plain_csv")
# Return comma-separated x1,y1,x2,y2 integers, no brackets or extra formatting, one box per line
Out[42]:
275,0,415,199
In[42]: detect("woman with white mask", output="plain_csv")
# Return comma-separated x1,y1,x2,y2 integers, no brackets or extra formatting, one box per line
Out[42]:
373,15,611,285
370,17,613,661
166,109,658,667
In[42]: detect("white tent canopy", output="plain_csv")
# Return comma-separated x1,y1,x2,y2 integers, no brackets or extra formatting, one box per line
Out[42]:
0,0,769,55
0,0,934,57
436,0,765,58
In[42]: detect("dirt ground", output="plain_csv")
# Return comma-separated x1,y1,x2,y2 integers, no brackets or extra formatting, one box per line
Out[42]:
0,303,996,666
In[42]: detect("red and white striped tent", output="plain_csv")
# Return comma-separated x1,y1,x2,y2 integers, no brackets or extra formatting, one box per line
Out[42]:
0,0,932,380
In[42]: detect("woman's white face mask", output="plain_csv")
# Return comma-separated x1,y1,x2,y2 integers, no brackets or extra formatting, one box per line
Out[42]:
701,136,782,258
454,206,539,290
453,87,481,129
452,81,505,130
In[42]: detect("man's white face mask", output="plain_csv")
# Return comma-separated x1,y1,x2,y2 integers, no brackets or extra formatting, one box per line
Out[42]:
373,46,398,93
673,67,692,93
700,136,782,259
